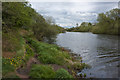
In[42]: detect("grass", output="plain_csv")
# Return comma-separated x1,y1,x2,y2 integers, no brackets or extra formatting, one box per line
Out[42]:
2,30,25,78
2,32,34,78
29,64,73,78
29,64,55,78
2,30,89,78
2,58,15,77
2,29,24,52
26,38,89,78
2,56,25,77
24,44,35,62
55,68,73,78
2,44,35,78
27,38,72,65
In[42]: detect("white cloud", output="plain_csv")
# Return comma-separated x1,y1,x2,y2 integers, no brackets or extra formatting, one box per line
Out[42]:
30,2,118,27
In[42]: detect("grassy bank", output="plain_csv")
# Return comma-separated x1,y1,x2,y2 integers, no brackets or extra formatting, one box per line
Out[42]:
2,29,89,79
2,2,89,79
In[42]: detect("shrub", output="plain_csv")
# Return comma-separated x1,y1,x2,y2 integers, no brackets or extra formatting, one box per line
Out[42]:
55,68,73,78
27,39,71,65
29,65,55,78
38,53,65,65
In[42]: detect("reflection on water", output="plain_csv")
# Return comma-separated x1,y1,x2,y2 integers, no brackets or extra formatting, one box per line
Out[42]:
56,32,119,78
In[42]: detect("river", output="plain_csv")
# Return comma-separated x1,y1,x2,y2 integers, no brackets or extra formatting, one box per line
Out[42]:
56,32,120,78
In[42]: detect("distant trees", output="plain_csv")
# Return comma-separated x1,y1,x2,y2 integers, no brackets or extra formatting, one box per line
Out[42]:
92,8,120,35
67,8,120,35
76,23,79,27
67,22,92,32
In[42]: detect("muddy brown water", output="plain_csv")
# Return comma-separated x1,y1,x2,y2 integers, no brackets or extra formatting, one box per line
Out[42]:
56,32,120,78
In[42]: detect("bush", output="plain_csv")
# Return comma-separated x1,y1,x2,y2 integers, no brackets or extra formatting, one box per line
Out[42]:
91,8,120,35
27,39,71,65
29,65,55,78
38,53,65,65
2,2,34,29
32,16,59,43
55,68,73,78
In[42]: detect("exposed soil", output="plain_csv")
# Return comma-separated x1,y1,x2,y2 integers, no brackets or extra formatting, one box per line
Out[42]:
2,52,16,58
2,46,82,79
50,64,74,75
16,57,41,79
15,56,77,79
4,46,80,79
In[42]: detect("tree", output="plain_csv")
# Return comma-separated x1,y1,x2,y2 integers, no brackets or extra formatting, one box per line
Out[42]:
44,16,55,25
2,2,64,43
76,23,79,27
92,8,120,35
2,2,35,29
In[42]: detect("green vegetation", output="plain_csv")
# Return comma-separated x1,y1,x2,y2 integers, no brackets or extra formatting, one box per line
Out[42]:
67,22,92,32
2,1,87,79
92,8,120,35
2,57,24,78
2,2,33,29
24,44,34,62
55,68,73,78
27,38,71,65
2,2,65,43
29,65,55,78
67,8,120,35
2,29,24,52
29,65,73,78
2,58,15,76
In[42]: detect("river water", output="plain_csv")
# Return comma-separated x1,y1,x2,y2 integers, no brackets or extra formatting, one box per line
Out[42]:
56,32,120,78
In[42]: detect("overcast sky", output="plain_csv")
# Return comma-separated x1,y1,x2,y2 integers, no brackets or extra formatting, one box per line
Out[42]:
28,0,119,2
28,1,118,28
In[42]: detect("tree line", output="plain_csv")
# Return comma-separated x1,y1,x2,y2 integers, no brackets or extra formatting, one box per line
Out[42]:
67,8,120,35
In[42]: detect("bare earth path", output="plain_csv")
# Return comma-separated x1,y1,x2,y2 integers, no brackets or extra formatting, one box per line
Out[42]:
16,57,40,79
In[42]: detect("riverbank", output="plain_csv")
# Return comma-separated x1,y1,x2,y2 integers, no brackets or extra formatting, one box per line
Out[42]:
67,8,120,35
2,35,88,79
56,32,119,78
67,28,119,36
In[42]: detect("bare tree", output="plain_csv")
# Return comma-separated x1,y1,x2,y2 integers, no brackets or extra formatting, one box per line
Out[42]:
44,16,55,25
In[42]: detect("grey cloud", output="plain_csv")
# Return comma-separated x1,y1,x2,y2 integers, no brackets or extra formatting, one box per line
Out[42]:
30,2,118,27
